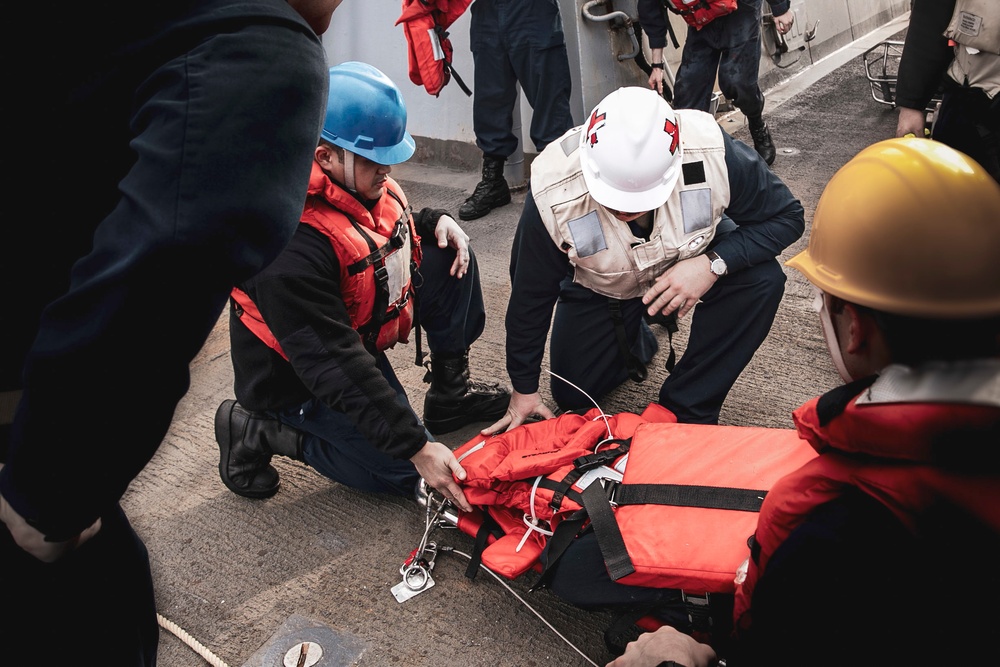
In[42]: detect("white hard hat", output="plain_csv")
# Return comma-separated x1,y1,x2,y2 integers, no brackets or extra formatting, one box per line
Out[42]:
579,87,683,212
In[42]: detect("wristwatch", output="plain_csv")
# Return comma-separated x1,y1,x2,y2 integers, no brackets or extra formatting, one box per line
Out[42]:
650,62,664,69
707,250,728,276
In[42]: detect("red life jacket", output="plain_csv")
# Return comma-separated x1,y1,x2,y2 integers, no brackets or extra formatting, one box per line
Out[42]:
395,0,473,97
663,0,738,30
233,162,422,356
451,402,818,592
733,391,1000,631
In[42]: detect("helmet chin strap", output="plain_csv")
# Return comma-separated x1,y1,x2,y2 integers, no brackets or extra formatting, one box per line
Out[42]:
344,150,356,192
812,288,853,383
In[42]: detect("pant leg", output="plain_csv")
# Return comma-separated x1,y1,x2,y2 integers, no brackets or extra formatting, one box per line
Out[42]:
278,355,421,497
541,530,682,610
548,280,656,411
413,242,487,356
506,0,575,151
658,259,786,424
672,27,724,112
3,505,158,666
470,0,521,158
714,0,766,119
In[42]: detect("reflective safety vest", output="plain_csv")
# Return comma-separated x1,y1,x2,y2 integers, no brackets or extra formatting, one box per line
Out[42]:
451,403,817,593
532,109,730,301
395,0,473,97
663,0,738,30
944,0,1000,98
233,163,421,357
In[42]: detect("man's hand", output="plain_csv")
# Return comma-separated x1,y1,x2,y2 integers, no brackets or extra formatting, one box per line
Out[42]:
482,390,555,435
434,215,471,278
896,106,927,138
409,440,472,512
642,255,716,320
606,625,718,667
648,47,666,95
773,9,794,35
0,483,102,563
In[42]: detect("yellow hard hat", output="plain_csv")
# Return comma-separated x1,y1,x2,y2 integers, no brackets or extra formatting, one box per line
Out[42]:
787,138,1000,318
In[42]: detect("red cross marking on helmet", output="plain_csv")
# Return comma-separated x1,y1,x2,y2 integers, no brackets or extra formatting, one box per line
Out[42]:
587,109,607,147
664,118,679,154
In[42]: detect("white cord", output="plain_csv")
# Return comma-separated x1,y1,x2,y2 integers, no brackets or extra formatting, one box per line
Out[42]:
545,369,613,440
515,476,555,553
157,613,231,667
446,549,601,667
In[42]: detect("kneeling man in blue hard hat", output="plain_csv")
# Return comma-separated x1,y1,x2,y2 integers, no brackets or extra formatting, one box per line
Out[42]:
215,62,508,509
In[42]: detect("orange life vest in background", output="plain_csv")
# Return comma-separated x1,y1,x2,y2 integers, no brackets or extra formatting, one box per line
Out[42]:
664,0,738,30
451,403,818,593
396,0,473,97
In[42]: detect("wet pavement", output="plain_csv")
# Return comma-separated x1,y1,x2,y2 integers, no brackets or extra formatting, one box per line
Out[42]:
129,15,910,667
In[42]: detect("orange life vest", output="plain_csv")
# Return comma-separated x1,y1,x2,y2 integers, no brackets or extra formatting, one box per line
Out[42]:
233,163,421,356
395,0,473,97
663,0,738,30
733,393,1000,631
452,403,818,593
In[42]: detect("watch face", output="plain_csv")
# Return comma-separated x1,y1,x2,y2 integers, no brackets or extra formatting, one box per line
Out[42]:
711,258,726,275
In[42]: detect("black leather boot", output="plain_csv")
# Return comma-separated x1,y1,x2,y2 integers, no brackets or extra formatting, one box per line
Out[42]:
748,115,776,166
458,155,511,221
423,352,511,434
215,399,303,499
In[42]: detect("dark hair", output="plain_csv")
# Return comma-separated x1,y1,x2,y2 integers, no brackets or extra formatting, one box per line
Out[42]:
862,306,1000,364
319,139,344,162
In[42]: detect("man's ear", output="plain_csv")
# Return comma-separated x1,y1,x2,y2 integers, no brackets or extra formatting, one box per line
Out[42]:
315,143,334,168
842,301,876,355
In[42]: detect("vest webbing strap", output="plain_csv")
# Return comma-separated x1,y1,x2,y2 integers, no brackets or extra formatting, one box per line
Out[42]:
588,483,767,582
466,513,504,581
613,484,767,512
608,298,648,383
546,438,631,512
581,479,637,580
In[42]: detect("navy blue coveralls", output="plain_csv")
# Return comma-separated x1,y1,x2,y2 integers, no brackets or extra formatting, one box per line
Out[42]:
3,2,328,663
505,131,804,424
470,0,576,158
638,0,791,118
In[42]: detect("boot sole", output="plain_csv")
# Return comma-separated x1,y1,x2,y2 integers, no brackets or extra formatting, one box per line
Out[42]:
423,399,511,435
215,400,280,499
458,192,513,221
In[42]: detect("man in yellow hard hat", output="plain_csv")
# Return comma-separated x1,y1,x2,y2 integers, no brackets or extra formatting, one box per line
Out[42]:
604,137,1000,666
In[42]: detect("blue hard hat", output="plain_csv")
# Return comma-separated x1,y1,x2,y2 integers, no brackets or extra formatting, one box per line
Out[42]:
322,62,416,165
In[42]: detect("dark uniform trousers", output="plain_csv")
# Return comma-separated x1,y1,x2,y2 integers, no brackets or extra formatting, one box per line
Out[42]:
272,242,489,495
673,0,767,119
548,255,786,424
469,0,575,157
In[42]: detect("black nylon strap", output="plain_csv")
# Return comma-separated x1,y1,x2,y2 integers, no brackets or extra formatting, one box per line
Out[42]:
608,298,648,382
581,480,636,581
466,513,503,580
613,483,767,512
528,511,589,592
547,439,631,513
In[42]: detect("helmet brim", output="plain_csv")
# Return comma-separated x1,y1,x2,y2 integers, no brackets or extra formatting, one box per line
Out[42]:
582,158,681,213
323,130,416,166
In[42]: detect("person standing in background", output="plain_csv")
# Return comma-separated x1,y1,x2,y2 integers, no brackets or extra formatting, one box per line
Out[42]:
459,0,576,221
895,0,999,182
638,0,796,166
1,1,343,663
